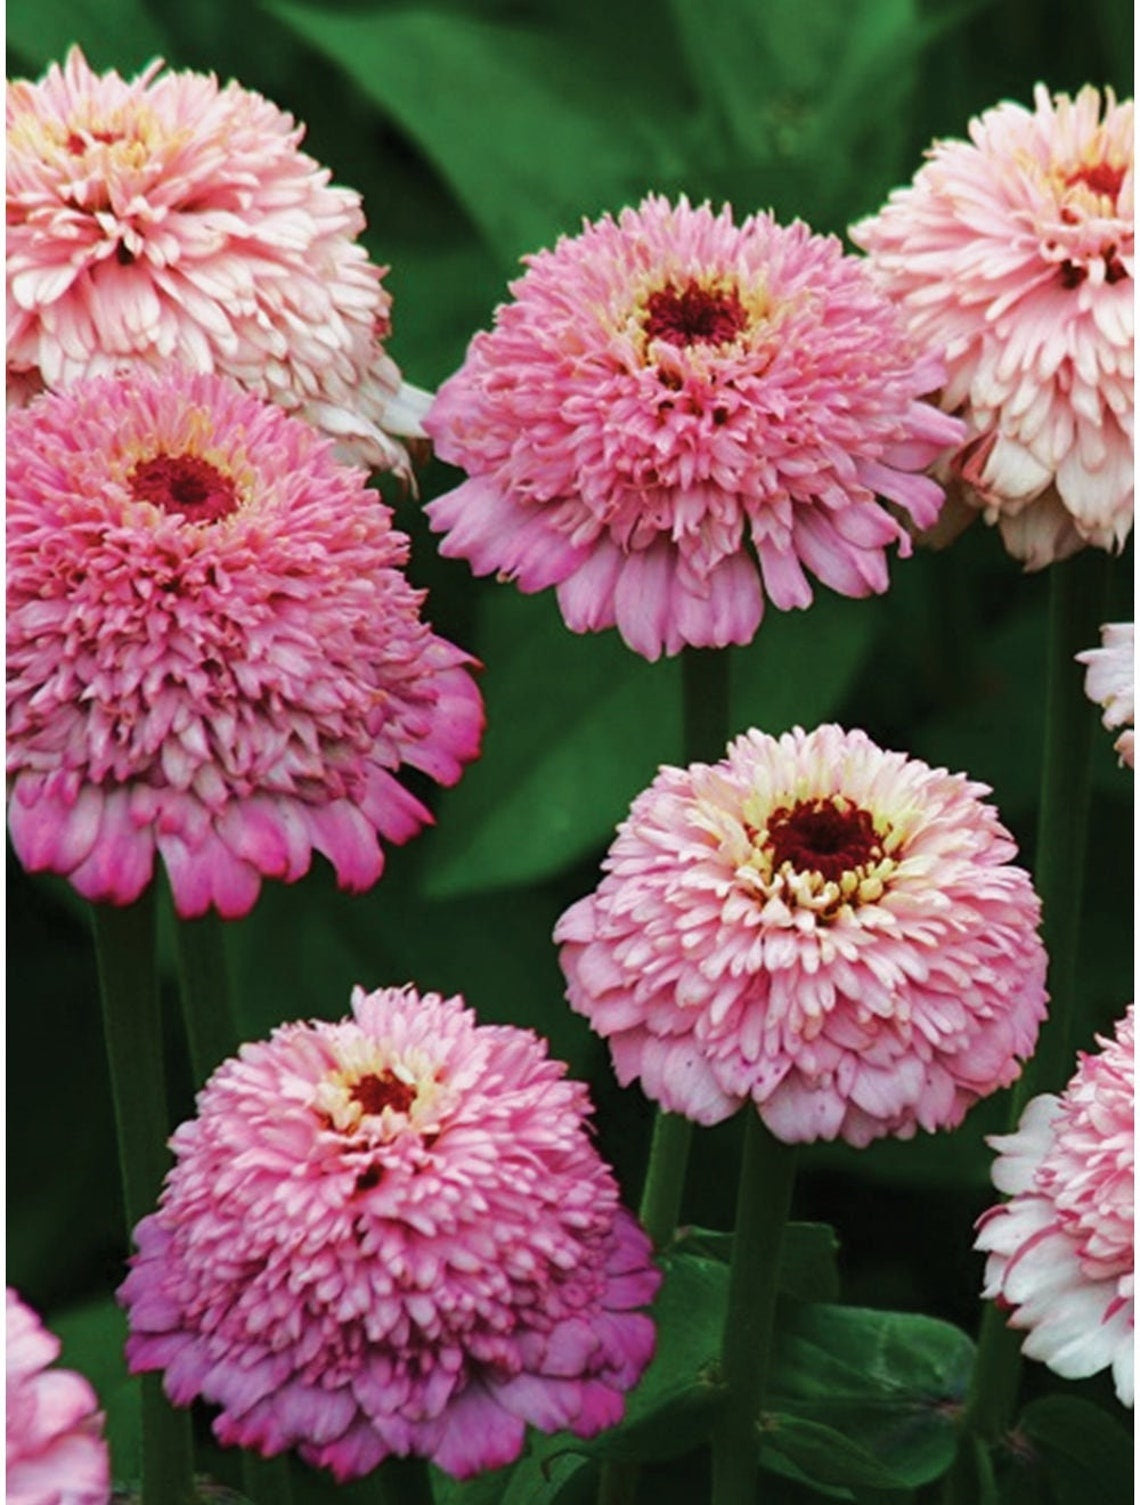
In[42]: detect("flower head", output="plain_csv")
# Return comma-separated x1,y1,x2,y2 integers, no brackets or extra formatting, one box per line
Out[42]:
425,194,963,660
851,86,1134,568
7,1289,110,1505
556,724,1047,1146
975,1006,1134,1406
7,47,428,477
1078,621,1134,767
118,984,659,1480
6,369,483,918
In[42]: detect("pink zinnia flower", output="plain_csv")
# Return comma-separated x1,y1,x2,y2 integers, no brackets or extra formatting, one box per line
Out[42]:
7,1290,110,1505
1077,621,1134,768
424,194,963,661
118,984,659,1480
975,1007,1134,1407
7,47,428,478
851,86,1134,569
6,369,483,918
556,724,1047,1147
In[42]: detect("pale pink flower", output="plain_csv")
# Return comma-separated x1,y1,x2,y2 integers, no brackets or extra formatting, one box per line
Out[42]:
6,369,483,918
425,194,963,661
7,47,429,478
556,724,1047,1147
6,1290,110,1505
976,1007,1134,1406
119,984,659,1481
1077,622,1134,767
851,86,1133,569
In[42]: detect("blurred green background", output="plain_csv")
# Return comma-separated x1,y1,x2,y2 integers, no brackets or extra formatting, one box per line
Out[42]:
6,1,1134,1501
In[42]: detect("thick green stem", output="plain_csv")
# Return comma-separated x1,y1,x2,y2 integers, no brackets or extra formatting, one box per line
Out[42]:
377,1455,436,1505
92,893,197,1505
239,1454,296,1505
947,551,1111,1492
712,1114,798,1505
638,1111,694,1251
173,908,240,1088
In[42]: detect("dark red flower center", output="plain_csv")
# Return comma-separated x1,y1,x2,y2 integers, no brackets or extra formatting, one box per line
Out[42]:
765,798,883,882
129,454,240,523
66,128,122,154
1066,161,1126,201
644,280,748,348
350,1071,416,1117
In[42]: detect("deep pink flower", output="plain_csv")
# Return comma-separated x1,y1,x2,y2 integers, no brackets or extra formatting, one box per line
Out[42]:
851,86,1133,569
556,724,1047,1146
976,1007,1134,1406
425,194,963,661
6,1290,110,1505
7,47,428,477
6,369,483,918
1077,622,1134,768
118,984,659,1480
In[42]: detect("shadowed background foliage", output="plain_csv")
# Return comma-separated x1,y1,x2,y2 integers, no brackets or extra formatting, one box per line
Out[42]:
6,1,1134,1501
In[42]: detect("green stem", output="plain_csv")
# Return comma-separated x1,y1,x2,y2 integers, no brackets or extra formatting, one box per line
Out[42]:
172,908,240,1088
638,1111,694,1251
377,1455,436,1505
947,551,1111,1492
711,1114,798,1505
240,1453,296,1505
92,893,197,1505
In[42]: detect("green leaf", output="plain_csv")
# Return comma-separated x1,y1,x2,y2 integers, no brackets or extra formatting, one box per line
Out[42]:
6,0,170,74
499,1449,594,1505
263,1,671,261
1012,1395,1133,1505
419,584,881,900
771,1303,974,1488
53,1298,141,1486
673,1221,842,1302
588,1251,728,1463
760,1413,910,1491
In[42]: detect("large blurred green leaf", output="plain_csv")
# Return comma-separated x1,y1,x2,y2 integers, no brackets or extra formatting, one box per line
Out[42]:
419,585,880,899
263,1,678,260
6,0,169,73
53,1298,141,1485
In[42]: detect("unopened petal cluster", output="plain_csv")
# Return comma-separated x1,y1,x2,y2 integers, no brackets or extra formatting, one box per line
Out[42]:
1078,622,1134,767
7,47,428,476
7,369,483,918
852,86,1133,568
119,985,659,1480
426,194,963,660
976,1006,1134,1406
6,1289,110,1505
556,724,1047,1146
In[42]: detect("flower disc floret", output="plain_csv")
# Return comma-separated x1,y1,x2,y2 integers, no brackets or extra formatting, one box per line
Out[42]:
7,1289,110,1505
976,1007,1134,1406
556,724,1047,1146
7,47,428,476
425,194,963,660
6,369,484,918
118,985,660,1480
851,85,1133,568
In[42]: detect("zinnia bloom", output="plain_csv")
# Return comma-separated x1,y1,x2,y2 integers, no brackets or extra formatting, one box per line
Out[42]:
7,47,427,477
118,984,659,1480
851,86,1134,569
556,724,1047,1146
6,369,483,918
425,194,963,660
1077,621,1134,768
975,1006,1134,1407
7,1289,110,1505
